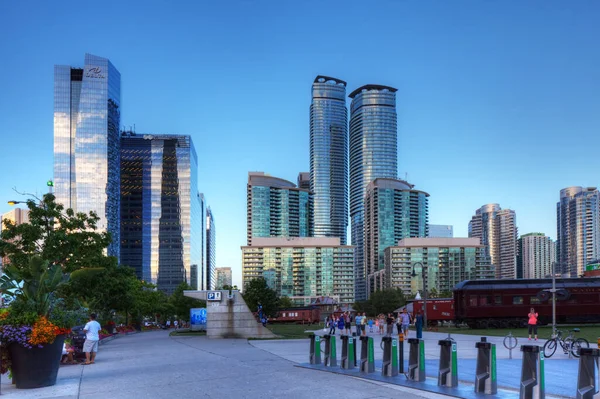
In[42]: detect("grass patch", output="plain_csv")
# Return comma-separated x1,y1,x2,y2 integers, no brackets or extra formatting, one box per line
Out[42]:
265,323,323,339
434,325,600,343
169,329,206,337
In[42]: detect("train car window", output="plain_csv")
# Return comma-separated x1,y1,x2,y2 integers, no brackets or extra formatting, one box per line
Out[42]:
433,305,437,310
282,313,286,317
513,296,523,305
530,297,540,304
469,296,478,306
494,295,502,305
479,296,488,306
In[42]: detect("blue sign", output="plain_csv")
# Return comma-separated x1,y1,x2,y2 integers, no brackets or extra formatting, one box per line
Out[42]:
207,291,222,301
190,308,207,330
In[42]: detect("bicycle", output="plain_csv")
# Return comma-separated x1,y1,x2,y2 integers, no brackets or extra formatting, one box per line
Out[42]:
542,328,589,358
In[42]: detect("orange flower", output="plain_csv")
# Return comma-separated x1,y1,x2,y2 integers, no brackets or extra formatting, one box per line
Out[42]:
29,317,59,346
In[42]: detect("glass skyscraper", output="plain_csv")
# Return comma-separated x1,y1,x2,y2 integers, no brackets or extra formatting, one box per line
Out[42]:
310,76,348,244
120,132,202,294
557,187,600,277
349,85,398,300
246,172,313,246
364,178,428,296
54,54,121,259
206,206,216,290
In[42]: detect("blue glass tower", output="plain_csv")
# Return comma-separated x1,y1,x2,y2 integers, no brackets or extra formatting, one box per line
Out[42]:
349,85,398,301
54,53,121,259
310,76,348,244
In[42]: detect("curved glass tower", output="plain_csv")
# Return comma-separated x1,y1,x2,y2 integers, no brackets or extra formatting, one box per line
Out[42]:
349,85,398,300
310,76,348,244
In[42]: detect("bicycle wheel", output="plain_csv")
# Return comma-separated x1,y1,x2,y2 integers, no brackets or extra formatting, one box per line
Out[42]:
543,339,557,358
571,338,589,358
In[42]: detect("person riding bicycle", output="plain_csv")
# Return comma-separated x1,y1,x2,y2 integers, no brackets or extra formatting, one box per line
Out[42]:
527,307,538,341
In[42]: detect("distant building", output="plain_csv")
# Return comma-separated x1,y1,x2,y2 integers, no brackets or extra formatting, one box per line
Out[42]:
310,76,348,245
517,233,556,279
215,267,233,288
469,204,518,279
428,225,453,238
349,84,398,301
557,187,600,277
120,132,202,294
246,172,313,246
206,207,216,290
382,238,494,296
0,208,30,267
364,178,429,297
241,237,354,304
297,172,310,191
54,53,121,260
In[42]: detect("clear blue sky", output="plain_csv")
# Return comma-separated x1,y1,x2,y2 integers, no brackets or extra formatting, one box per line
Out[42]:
1,1,599,287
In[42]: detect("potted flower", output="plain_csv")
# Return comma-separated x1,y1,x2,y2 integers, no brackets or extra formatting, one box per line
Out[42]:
0,256,83,389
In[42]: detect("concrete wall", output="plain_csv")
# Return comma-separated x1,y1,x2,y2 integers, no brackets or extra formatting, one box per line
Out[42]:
184,290,277,339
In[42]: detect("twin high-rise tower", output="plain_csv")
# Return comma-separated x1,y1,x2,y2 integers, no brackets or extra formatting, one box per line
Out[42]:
310,77,400,301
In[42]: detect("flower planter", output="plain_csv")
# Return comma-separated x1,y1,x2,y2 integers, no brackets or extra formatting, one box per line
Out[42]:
9,334,65,389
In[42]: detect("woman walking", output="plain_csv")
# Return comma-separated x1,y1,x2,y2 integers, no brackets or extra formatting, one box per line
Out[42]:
528,308,538,341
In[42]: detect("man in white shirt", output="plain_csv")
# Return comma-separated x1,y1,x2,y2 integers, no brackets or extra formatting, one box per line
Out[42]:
83,313,102,365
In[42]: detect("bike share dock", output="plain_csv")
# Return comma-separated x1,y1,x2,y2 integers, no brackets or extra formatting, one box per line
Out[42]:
294,331,596,399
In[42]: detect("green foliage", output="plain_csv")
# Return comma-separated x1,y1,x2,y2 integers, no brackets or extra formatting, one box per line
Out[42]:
168,282,205,321
221,284,239,291
48,298,89,329
0,256,67,317
278,296,295,309
438,290,453,298
242,278,278,317
0,194,113,273
428,288,438,298
354,289,407,316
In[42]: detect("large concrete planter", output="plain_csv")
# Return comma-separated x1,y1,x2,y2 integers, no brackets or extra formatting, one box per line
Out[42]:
9,335,65,389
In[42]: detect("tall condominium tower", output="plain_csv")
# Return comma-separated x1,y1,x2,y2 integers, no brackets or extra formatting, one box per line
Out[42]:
428,224,454,238
364,178,428,297
120,132,202,294
309,76,348,244
517,233,556,279
246,172,313,246
349,85,398,300
557,187,600,277
206,206,216,290
54,54,121,259
215,267,233,289
297,172,310,190
468,204,518,279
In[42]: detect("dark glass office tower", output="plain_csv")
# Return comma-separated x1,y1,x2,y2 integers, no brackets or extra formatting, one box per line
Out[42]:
310,76,348,244
349,85,398,301
120,132,201,294
54,53,121,259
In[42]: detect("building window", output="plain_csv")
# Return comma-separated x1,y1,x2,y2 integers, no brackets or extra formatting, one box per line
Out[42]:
494,295,502,305
530,297,540,305
513,296,523,305
469,296,478,306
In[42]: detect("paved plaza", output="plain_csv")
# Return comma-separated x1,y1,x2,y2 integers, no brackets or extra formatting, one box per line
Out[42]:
0,330,449,399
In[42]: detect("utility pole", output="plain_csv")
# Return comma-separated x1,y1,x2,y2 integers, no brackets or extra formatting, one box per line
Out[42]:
552,262,556,336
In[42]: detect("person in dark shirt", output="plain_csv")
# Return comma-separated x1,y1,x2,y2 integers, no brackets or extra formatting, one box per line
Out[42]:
385,314,394,337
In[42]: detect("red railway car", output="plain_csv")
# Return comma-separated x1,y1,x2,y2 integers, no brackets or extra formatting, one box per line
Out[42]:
268,307,321,324
406,298,454,326
454,278,600,329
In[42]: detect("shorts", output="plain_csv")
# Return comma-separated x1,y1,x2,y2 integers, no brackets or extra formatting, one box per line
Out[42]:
401,324,409,332
528,324,538,335
83,339,99,353
344,322,350,329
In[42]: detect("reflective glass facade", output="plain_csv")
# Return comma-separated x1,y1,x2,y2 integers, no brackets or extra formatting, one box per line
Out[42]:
383,238,494,296
215,267,232,289
428,225,454,238
247,172,313,246
120,133,201,294
54,54,121,259
364,178,429,296
206,206,216,290
310,76,348,244
349,85,398,300
242,237,354,304
557,187,600,277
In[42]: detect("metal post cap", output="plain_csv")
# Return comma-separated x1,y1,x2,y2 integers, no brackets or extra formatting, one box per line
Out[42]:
580,348,600,357
480,337,487,342
408,338,420,344
382,336,392,342
476,342,492,349
438,339,453,346
520,345,540,353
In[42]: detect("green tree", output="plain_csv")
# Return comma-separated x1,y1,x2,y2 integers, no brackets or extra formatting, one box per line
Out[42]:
242,278,278,317
132,283,171,323
278,296,294,309
168,282,206,321
0,194,113,273
428,288,438,298
439,290,453,298
356,289,406,316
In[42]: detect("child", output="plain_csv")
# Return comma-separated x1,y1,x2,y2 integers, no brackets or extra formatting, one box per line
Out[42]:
61,341,76,364
368,318,374,333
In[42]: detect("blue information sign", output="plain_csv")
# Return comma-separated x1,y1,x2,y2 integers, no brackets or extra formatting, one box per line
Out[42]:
190,308,207,331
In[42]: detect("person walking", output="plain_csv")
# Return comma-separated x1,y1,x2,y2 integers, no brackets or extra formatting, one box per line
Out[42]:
337,315,345,333
328,315,336,335
83,313,102,365
399,308,412,338
415,310,424,339
528,308,539,341
360,312,367,336
355,313,362,336
379,314,385,335
344,312,351,335
386,313,394,337
368,317,374,333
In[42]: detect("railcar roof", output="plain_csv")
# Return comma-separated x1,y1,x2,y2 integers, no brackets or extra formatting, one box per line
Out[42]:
454,278,600,291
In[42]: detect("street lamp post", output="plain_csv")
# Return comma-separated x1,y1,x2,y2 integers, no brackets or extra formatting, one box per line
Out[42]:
412,262,427,328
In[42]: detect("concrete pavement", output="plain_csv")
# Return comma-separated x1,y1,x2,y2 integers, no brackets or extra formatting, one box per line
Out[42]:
1,330,450,399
